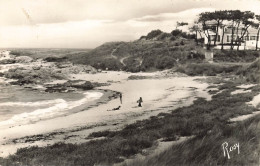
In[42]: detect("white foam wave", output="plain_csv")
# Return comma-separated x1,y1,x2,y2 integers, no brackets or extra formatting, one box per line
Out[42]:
0,99,65,107
0,51,11,60
0,92,103,127
0,77,5,83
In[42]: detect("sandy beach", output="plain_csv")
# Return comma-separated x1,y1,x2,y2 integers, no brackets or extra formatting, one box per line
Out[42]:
0,69,210,157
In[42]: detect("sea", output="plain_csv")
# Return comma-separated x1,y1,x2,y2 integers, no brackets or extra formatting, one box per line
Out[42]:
0,50,102,129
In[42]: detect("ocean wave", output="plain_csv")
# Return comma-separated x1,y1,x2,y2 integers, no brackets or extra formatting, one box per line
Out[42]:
0,99,66,107
0,51,11,60
0,92,103,127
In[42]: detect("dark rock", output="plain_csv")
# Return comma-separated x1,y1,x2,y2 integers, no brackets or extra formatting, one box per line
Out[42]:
56,62,72,68
128,75,150,80
44,85,68,93
10,77,36,85
5,72,24,80
0,59,16,64
15,56,33,63
47,87,75,93
32,66,41,70
92,82,110,87
65,80,94,90
44,57,67,62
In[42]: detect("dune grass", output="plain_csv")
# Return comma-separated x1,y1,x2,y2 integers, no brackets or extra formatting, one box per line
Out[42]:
125,114,260,166
236,58,260,83
176,62,243,76
213,50,260,62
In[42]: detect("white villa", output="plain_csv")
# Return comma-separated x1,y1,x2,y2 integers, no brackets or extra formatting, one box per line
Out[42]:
199,23,260,50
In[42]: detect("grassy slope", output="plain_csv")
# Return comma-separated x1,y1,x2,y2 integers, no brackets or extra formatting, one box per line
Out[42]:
66,39,204,72
65,39,260,72
1,78,260,166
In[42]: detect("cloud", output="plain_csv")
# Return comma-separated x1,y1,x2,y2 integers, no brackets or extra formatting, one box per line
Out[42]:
133,8,215,22
0,0,235,26
1,0,260,48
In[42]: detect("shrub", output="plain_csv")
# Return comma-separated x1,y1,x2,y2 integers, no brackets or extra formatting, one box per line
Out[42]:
171,29,183,37
92,58,123,70
141,56,157,69
146,30,163,40
170,36,177,41
156,56,176,69
139,36,147,40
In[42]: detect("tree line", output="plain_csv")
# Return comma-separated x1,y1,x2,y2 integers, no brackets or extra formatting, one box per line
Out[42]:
190,10,260,50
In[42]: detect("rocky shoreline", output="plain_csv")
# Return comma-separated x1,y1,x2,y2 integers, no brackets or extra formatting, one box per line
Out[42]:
0,50,102,93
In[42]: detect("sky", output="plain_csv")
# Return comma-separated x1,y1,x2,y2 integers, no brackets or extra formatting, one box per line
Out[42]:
1,0,260,48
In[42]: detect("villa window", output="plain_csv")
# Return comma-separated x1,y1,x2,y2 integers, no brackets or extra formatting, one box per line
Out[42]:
217,35,220,42
210,35,216,41
210,26,217,31
227,35,230,42
232,35,236,40
209,35,220,42
250,36,256,40
244,36,249,41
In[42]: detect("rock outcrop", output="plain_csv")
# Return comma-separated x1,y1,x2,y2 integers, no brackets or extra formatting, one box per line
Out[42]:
15,56,33,63
0,59,16,64
1,53,98,92
44,80,94,93
64,80,94,90
5,67,66,85
56,62,97,74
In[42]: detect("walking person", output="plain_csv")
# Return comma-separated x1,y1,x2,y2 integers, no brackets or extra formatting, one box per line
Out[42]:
119,93,122,104
137,97,143,107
